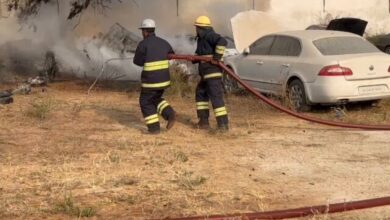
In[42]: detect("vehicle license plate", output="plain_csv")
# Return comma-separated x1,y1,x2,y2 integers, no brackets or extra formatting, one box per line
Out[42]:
358,85,388,95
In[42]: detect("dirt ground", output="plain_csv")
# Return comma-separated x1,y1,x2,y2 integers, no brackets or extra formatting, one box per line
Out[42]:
0,81,390,220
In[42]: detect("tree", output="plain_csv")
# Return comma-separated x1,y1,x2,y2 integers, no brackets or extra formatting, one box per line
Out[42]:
6,0,120,21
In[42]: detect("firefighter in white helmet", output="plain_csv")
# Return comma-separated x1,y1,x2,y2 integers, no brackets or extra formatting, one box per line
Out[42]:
133,19,176,134
193,16,229,131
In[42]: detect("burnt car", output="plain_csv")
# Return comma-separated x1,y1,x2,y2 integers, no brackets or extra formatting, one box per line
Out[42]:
371,34,390,54
307,18,368,37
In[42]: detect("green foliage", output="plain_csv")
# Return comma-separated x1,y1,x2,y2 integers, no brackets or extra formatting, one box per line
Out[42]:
25,98,55,120
166,67,196,98
53,194,96,217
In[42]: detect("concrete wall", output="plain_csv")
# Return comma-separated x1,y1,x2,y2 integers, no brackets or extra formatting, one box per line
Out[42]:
75,0,390,37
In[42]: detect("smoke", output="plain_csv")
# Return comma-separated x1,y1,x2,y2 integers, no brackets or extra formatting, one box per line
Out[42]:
0,1,142,81
1,0,390,82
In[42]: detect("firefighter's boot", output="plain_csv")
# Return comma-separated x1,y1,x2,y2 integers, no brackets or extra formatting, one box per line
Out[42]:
166,111,176,130
197,118,210,130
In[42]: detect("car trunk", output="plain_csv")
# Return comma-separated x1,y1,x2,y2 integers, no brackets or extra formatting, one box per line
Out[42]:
338,54,390,81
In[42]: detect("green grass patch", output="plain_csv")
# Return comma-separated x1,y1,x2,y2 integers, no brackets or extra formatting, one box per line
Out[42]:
53,194,96,217
25,98,55,120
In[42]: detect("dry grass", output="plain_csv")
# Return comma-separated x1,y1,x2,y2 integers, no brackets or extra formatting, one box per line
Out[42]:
166,65,198,98
1,80,390,219
53,193,97,217
24,98,56,120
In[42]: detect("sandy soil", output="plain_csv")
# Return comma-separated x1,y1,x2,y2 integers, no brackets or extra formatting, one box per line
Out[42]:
0,81,389,220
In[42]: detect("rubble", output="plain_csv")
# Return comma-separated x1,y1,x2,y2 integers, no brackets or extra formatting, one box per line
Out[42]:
12,84,32,95
0,90,13,105
27,76,47,87
101,23,142,54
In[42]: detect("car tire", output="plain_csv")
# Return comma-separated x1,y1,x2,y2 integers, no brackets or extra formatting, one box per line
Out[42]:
222,68,240,94
287,79,311,112
385,46,390,54
362,100,381,107
0,97,13,105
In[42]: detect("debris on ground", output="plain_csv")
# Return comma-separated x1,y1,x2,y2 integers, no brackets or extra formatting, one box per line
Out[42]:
101,23,142,54
12,84,32,95
0,90,13,105
27,76,47,87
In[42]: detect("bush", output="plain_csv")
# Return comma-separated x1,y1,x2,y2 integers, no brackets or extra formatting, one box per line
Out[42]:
53,194,96,217
25,98,55,120
167,64,198,98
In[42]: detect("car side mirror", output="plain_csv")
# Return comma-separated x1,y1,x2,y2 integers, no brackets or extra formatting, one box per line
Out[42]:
243,47,250,56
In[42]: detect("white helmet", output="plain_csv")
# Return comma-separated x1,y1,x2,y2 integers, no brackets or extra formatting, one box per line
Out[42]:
139,19,156,29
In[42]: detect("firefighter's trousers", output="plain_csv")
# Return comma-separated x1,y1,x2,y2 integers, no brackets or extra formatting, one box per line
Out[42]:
195,79,229,127
139,89,175,132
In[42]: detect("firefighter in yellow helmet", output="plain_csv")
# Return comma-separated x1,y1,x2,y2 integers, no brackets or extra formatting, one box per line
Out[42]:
133,19,176,134
193,16,229,131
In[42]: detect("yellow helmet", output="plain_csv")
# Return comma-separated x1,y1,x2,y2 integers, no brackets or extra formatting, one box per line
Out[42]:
195,16,212,27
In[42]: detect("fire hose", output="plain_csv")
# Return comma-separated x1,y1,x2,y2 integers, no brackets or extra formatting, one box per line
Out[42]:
169,197,390,220
168,54,390,130
167,54,390,219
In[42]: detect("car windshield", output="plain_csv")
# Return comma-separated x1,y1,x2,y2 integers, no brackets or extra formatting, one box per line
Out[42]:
313,36,380,55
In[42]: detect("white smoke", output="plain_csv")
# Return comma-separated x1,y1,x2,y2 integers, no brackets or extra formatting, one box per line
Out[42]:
1,0,390,82
0,2,142,81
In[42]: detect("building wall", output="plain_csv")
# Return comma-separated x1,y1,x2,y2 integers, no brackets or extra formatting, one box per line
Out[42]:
2,0,381,37
270,0,390,34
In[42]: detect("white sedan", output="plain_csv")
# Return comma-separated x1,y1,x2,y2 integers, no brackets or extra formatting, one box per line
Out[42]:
224,30,390,111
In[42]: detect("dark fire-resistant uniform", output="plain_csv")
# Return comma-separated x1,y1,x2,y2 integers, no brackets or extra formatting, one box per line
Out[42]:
133,33,175,132
195,27,229,128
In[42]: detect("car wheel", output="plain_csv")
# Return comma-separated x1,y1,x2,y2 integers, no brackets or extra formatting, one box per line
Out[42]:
0,97,13,105
287,79,311,112
385,46,390,54
362,100,381,107
222,68,240,94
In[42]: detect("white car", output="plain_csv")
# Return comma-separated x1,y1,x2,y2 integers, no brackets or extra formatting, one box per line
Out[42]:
224,30,390,111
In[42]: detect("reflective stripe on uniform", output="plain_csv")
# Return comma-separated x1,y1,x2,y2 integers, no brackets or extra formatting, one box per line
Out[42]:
215,46,226,55
143,60,169,71
214,106,228,117
204,73,223,80
142,81,171,88
145,114,159,124
197,101,209,110
157,100,170,115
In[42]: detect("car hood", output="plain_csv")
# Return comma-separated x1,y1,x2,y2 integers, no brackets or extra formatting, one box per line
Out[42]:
327,18,368,36
230,11,284,53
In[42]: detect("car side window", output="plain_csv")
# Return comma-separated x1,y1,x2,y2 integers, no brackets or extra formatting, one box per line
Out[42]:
269,36,301,56
249,36,275,55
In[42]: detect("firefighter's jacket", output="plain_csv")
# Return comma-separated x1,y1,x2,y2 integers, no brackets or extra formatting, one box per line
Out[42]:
195,27,227,80
134,33,174,90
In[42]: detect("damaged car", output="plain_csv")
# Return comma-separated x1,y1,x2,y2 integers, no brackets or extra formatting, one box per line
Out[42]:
224,30,390,112
371,34,390,54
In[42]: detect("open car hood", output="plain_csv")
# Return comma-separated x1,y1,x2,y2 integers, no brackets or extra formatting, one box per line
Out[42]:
327,18,368,36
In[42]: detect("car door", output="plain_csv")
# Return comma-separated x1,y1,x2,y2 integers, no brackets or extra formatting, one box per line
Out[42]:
265,36,302,94
235,36,275,90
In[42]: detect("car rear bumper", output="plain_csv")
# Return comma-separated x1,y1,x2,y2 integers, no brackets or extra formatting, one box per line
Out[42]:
305,77,390,104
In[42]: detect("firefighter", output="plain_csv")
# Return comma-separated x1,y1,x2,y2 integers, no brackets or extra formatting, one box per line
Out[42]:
133,19,176,134
193,16,229,131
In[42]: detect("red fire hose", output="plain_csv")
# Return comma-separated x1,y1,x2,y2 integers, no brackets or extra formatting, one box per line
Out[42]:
169,197,390,220
169,54,390,130
166,54,390,219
